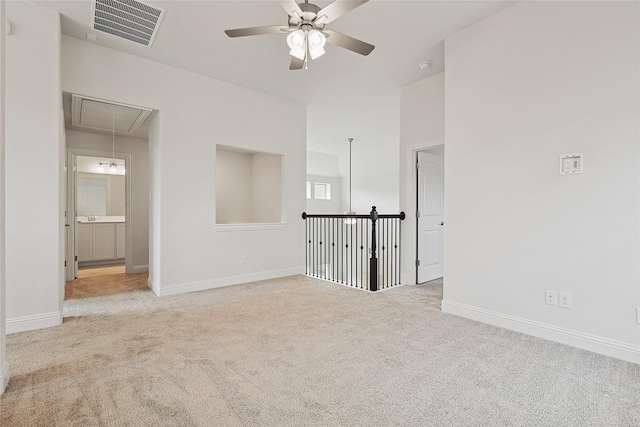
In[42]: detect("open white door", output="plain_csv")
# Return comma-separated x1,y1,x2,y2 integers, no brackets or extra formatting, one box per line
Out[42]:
417,150,444,283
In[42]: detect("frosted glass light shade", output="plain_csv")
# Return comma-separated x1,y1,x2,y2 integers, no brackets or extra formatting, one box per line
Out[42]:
289,47,306,60
287,30,305,49
308,29,326,60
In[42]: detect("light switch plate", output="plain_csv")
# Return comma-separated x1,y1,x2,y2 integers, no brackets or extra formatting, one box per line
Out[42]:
559,154,583,175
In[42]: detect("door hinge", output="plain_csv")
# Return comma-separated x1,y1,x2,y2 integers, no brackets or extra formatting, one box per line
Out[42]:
416,211,420,218
64,260,67,267
415,259,421,267
416,161,420,170
75,255,78,262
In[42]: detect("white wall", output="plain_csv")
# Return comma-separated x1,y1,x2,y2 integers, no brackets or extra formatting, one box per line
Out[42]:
62,36,306,296
5,2,63,333
0,0,9,394
306,151,344,214
216,149,283,224
216,149,252,224
251,152,282,223
399,73,445,284
67,130,149,271
307,90,401,214
307,151,340,177
306,175,342,214
443,1,640,363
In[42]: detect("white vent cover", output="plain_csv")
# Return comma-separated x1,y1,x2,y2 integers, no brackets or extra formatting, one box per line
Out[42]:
90,0,165,47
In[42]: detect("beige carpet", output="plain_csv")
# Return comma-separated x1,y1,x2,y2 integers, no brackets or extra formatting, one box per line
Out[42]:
1,275,638,426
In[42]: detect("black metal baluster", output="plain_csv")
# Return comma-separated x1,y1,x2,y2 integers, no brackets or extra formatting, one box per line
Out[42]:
356,219,360,288
359,219,363,289
366,219,369,290
314,218,318,277
396,218,402,285
385,218,389,288
304,214,308,275
322,217,326,279
380,218,384,289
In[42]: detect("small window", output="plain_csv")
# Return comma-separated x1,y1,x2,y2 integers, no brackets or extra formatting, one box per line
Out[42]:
306,181,311,199
314,182,331,200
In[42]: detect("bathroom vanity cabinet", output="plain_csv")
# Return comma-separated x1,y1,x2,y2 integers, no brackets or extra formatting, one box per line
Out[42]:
77,220,125,265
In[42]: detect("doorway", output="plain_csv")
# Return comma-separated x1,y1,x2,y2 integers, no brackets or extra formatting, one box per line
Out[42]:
62,93,153,302
416,145,444,284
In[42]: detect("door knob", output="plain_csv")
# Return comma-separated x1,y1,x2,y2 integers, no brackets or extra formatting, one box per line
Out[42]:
440,222,444,226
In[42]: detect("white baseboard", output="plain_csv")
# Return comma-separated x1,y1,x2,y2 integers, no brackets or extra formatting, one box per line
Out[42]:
0,361,9,395
148,277,160,296
442,300,640,365
132,264,149,274
157,267,305,297
6,311,62,334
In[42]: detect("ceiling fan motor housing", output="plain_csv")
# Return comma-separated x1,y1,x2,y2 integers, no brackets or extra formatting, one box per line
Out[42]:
288,2,325,31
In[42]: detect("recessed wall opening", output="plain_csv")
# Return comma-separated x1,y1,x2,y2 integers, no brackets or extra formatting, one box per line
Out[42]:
215,145,283,224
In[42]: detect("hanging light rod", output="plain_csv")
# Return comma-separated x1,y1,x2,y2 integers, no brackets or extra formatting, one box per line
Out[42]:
344,137,356,225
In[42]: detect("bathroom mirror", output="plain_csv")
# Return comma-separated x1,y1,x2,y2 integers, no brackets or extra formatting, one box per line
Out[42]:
76,155,125,217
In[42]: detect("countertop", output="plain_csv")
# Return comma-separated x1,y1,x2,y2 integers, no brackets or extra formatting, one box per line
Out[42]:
77,216,125,223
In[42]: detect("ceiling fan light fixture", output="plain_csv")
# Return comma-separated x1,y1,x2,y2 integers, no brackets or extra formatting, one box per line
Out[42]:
309,46,325,60
289,47,306,60
286,29,305,50
308,29,325,48
308,29,326,60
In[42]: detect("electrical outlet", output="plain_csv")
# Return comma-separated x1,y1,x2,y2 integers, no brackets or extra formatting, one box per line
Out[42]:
545,291,557,306
559,292,572,309
241,255,248,264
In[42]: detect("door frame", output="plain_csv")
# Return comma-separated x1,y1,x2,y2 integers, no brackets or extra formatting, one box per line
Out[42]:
400,139,444,285
415,146,445,284
66,147,133,282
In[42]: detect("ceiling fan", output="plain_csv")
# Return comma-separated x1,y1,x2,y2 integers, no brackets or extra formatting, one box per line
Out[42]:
224,0,375,70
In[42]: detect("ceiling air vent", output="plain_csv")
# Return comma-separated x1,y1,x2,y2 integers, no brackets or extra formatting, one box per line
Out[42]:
90,0,165,47
71,94,153,135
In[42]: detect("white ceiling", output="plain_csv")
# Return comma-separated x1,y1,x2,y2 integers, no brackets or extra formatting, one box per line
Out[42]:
39,0,516,105
38,0,516,153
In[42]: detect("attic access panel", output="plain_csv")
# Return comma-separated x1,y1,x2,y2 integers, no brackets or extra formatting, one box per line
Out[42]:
90,0,165,47
71,94,153,135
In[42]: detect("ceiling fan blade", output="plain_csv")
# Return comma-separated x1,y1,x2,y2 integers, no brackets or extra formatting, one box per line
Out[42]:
279,0,303,23
324,30,374,56
290,56,305,70
225,26,287,38
316,0,368,24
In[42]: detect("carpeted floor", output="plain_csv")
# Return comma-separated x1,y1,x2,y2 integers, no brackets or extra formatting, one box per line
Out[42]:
2,275,639,426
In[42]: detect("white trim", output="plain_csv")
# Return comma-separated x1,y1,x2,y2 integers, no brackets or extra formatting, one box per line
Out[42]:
67,147,133,276
442,300,640,364
132,264,149,274
148,277,160,295
0,361,9,394
156,267,305,296
6,311,62,334
215,223,288,232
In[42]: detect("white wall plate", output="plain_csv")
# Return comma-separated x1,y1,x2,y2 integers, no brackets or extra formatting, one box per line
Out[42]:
559,153,583,175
